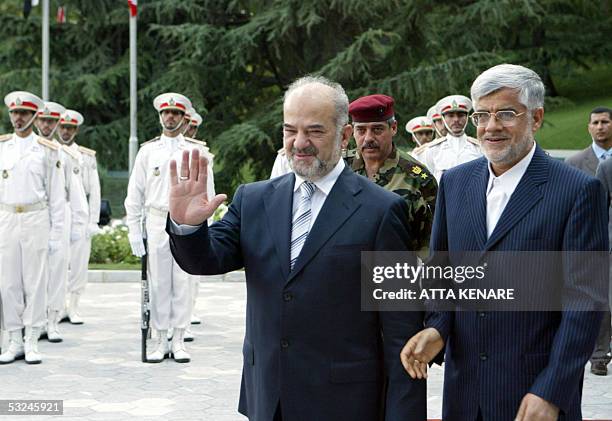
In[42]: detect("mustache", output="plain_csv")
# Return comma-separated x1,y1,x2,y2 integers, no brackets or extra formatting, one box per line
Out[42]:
291,145,318,155
361,140,379,150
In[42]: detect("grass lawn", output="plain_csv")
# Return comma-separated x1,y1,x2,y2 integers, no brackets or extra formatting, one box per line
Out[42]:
537,63,612,150
89,262,140,270
538,95,612,150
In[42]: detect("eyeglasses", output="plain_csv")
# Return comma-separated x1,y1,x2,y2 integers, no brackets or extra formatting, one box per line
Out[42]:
470,110,526,127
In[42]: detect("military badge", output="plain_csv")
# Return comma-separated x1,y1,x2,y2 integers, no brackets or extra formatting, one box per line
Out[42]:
420,173,428,179
154,167,160,176
2,170,8,179
411,166,422,175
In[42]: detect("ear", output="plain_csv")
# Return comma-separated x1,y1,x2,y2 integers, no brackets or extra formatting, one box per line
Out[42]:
390,120,398,136
532,107,544,133
341,124,353,147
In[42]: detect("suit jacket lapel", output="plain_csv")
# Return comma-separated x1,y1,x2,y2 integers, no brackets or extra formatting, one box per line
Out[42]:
287,167,362,284
263,174,295,280
466,158,489,250
483,146,548,251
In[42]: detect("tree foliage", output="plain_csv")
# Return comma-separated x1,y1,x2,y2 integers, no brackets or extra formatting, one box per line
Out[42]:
0,0,610,195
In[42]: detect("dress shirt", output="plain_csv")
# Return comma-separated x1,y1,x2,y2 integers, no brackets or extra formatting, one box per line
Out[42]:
591,141,612,162
486,142,536,237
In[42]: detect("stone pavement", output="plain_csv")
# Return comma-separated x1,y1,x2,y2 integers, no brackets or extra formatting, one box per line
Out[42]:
1,276,611,420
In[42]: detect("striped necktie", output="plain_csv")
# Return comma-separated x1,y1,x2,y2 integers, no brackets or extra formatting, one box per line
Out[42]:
290,181,316,269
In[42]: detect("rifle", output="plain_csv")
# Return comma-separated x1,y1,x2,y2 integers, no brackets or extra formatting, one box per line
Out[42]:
140,237,149,363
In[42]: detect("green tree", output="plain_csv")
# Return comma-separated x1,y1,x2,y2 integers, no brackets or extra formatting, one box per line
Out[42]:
1,0,610,196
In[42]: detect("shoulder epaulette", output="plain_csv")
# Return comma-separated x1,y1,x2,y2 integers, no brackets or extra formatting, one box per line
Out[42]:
425,136,447,148
61,144,80,160
141,136,160,147
185,137,207,146
78,145,96,156
38,137,60,151
411,144,430,155
277,148,286,156
466,136,480,146
0,134,11,142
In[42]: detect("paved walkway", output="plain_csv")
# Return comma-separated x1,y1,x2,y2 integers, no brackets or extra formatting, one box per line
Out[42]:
1,278,611,420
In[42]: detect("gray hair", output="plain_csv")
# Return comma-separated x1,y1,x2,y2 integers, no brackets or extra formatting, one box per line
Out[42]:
471,64,545,111
284,75,349,133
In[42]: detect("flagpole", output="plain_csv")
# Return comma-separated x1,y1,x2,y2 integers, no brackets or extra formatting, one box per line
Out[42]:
128,1,138,173
41,0,49,100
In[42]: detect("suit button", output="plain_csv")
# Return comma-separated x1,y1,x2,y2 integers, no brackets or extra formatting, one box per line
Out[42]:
479,352,488,361
283,293,293,302
281,339,289,349
479,312,486,318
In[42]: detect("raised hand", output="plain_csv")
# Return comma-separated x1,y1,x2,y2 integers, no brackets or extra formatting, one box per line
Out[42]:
400,327,445,379
169,149,227,225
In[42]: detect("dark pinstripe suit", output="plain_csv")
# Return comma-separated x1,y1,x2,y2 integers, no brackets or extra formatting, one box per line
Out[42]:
426,146,608,420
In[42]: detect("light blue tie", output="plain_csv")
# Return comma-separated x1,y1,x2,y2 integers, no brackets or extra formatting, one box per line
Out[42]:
290,181,316,269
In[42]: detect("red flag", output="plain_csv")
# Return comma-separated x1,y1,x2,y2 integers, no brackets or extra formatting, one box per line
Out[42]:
127,0,137,17
56,6,66,24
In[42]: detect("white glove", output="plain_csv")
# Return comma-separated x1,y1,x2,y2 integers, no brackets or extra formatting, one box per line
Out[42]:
48,240,61,254
70,230,82,243
128,234,146,257
88,223,102,237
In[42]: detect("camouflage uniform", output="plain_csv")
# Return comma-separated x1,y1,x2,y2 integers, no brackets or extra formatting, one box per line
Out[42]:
346,146,437,254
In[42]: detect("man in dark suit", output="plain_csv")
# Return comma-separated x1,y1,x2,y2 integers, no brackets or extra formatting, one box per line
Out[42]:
165,76,426,421
567,106,612,375
401,64,608,420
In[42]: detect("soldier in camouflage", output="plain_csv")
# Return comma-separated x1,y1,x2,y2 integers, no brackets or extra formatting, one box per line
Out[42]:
347,94,437,254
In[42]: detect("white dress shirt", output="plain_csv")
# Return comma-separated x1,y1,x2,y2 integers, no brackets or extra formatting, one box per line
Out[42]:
291,158,344,231
486,142,536,237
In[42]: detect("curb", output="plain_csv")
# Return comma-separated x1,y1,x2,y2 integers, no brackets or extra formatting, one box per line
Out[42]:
87,270,246,283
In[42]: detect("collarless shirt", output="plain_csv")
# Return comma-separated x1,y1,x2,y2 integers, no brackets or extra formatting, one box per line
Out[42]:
486,142,536,237
292,158,345,231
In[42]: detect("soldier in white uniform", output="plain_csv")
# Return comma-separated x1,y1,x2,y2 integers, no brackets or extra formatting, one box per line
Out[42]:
125,93,214,363
0,91,65,364
181,109,208,330
36,103,88,341
420,95,482,181
57,110,101,325
427,104,447,139
406,116,435,160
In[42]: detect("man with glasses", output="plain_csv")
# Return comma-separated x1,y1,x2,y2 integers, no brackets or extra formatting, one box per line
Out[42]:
421,95,482,181
401,64,608,421
347,94,437,254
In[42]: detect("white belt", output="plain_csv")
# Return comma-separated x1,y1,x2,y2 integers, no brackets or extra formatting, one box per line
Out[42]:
0,201,47,214
146,207,168,217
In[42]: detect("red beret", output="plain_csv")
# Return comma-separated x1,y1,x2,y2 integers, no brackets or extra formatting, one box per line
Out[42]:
349,94,395,123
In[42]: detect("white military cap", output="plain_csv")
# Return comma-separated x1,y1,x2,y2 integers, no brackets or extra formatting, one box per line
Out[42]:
184,106,194,121
153,92,192,113
60,109,84,126
436,95,472,115
405,116,434,134
4,91,44,113
427,105,442,121
190,112,203,127
38,101,66,119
